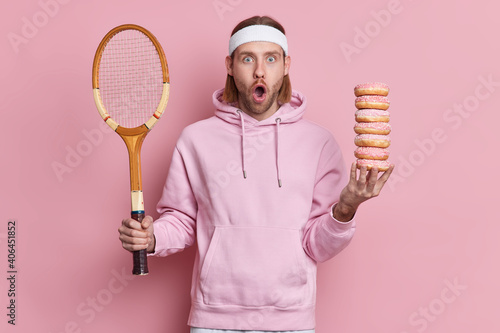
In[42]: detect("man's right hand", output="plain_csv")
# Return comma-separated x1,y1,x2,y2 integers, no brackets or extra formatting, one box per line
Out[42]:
118,216,155,253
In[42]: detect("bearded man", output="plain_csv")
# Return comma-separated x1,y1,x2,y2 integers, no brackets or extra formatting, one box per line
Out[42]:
119,15,393,333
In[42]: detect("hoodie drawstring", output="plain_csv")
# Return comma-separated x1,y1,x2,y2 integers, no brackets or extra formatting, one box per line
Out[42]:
275,117,282,188
236,110,282,188
237,110,247,179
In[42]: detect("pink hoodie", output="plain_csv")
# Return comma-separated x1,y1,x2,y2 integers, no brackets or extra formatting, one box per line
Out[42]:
151,89,356,331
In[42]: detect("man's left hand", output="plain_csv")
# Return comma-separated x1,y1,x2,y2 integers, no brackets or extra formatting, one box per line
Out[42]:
333,162,394,222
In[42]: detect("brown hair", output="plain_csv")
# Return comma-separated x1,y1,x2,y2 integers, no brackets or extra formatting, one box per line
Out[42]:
222,16,292,104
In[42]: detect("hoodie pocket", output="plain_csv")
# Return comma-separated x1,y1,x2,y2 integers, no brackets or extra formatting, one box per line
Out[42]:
199,226,310,308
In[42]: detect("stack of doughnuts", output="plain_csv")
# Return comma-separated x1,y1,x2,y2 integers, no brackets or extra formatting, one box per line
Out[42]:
353,82,391,172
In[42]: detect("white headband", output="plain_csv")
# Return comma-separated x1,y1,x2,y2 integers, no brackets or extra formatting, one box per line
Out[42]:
229,25,288,56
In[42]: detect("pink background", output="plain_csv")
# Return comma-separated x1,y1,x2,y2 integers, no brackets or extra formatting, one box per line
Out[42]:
1,0,498,332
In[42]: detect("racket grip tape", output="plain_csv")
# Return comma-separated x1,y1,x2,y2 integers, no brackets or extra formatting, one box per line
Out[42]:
131,211,149,275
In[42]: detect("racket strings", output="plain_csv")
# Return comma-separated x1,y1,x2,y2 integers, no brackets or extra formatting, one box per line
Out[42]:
99,29,164,128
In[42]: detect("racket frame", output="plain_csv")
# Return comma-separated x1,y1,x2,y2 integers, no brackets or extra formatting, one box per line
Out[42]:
92,24,170,275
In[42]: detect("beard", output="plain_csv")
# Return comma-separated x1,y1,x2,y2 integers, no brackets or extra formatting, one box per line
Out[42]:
234,77,283,117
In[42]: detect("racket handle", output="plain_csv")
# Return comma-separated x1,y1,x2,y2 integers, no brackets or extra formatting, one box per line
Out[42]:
131,212,149,275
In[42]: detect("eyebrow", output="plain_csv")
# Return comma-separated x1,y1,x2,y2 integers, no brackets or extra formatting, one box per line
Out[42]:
238,50,282,58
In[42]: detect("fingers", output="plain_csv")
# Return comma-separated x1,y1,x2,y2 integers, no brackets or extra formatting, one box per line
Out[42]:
141,215,154,230
373,164,395,193
379,164,395,182
118,217,154,252
121,217,143,231
343,161,395,209
119,233,150,251
357,165,368,186
365,167,379,193
351,162,395,195
349,162,357,183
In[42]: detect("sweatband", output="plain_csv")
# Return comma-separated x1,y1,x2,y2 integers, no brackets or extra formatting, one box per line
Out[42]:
228,25,288,56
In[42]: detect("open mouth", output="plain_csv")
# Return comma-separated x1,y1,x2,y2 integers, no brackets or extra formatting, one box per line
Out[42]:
252,84,267,103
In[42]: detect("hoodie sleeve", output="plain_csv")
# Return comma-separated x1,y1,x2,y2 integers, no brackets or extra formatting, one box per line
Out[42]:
149,146,197,257
302,135,356,263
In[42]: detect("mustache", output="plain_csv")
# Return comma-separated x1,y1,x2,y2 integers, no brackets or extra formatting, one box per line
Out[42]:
252,79,267,89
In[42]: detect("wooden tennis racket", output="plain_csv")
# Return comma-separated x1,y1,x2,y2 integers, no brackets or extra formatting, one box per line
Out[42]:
92,24,170,275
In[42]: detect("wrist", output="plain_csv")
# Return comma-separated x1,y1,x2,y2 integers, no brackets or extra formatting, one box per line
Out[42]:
332,201,357,222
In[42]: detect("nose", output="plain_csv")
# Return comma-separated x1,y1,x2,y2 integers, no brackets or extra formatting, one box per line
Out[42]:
254,60,265,79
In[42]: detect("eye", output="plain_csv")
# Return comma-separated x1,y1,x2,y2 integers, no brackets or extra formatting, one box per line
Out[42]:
243,56,253,63
267,56,276,63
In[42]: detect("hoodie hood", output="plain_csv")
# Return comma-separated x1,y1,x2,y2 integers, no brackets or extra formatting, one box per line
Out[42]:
212,88,307,187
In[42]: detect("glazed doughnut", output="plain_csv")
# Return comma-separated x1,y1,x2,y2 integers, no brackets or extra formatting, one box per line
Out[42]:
355,95,390,110
354,147,389,160
354,134,391,148
354,122,391,135
354,82,389,97
355,109,390,122
356,159,391,172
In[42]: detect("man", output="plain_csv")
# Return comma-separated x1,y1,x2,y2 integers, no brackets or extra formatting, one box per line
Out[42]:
119,16,393,333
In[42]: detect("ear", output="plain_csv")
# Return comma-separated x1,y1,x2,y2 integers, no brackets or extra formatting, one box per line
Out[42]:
225,56,233,76
284,55,291,76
